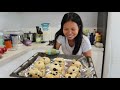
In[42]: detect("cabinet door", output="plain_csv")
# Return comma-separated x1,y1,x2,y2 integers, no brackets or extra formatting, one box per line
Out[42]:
92,51,103,78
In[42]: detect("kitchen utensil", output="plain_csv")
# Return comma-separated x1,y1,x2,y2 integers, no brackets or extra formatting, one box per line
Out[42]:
24,32,36,42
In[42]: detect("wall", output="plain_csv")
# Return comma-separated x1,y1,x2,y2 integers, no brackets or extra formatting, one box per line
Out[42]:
0,12,98,40
0,12,98,30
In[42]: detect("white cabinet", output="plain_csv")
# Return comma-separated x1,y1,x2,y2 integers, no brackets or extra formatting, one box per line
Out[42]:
91,46,104,78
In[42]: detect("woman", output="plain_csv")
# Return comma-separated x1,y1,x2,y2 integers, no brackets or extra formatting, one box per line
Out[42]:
53,12,92,57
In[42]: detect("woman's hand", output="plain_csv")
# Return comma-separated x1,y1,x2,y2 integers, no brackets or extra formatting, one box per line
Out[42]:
55,41,61,50
83,50,92,57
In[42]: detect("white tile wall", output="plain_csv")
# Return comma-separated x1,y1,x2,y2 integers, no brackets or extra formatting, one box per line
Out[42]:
0,12,98,31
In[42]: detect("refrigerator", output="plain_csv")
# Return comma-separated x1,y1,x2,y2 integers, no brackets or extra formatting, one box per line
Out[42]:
103,12,120,78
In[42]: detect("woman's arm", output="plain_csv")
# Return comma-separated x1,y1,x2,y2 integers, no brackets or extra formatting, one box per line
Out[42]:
55,41,61,50
83,50,92,57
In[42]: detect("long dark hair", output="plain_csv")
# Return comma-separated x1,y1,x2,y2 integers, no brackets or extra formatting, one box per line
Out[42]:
53,12,83,55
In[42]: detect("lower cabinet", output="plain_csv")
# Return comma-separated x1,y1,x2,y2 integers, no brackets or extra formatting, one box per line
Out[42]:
92,49,104,78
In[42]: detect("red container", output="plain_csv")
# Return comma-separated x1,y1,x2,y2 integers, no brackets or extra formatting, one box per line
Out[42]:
4,39,12,49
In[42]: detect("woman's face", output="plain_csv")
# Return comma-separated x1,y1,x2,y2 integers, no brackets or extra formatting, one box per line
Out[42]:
63,21,79,41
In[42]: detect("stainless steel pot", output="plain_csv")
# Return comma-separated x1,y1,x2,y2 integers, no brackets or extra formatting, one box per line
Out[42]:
24,33,36,42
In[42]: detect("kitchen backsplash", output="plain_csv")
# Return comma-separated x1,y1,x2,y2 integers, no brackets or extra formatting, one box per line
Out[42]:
1,26,97,41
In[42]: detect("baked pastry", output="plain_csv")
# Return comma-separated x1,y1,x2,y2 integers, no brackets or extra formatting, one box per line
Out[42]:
27,68,42,78
49,63,62,73
71,60,82,69
53,57,65,65
41,69,46,77
67,66,79,74
42,57,51,65
38,57,45,62
53,61,65,70
64,73,77,78
50,71,61,78
45,73,54,78
34,60,45,70
77,71,81,78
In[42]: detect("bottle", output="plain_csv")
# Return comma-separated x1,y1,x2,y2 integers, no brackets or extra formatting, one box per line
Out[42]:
0,32,4,46
95,32,102,43
36,34,41,43
36,27,43,43
28,31,33,42
89,33,95,45
39,28,43,42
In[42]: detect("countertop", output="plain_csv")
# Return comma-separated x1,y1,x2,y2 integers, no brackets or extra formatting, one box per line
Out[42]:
0,42,50,66
0,42,104,78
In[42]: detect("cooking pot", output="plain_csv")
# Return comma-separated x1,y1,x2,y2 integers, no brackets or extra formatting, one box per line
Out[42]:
24,33,36,42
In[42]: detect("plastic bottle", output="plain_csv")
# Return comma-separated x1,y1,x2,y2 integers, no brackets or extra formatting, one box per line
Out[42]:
95,32,102,42
0,32,4,46
89,33,95,45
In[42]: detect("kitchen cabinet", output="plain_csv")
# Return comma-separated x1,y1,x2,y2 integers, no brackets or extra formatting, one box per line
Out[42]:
91,46,104,78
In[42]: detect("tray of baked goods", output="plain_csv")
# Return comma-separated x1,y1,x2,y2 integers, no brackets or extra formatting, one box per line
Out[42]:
10,52,97,78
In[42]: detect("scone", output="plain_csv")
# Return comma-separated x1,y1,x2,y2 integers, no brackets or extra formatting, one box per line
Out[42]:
42,57,51,65
49,63,62,73
41,69,46,77
64,73,77,78
53,61,65,70
50,71,61,78
67,65,79,74
34,60,45,70
71,60,82,69
38,57,45,62
27,68,42,78
45,73,54,78
54,57,65,65
77,71,81,78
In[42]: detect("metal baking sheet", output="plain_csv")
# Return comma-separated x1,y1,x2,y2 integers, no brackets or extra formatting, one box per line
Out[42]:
10,52,97,78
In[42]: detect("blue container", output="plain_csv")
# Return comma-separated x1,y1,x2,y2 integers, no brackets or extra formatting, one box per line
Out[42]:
41,23,50,31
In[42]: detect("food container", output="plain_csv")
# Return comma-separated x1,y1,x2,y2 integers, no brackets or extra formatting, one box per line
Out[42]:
10,52,97,78
41,23,50,31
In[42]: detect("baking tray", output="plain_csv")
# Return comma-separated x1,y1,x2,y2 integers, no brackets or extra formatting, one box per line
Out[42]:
9,52,97,78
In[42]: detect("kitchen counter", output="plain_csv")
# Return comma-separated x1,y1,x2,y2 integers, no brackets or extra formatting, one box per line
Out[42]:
0,42,51,66
0,42,104,78
0,42,52,78
0,49,43,78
